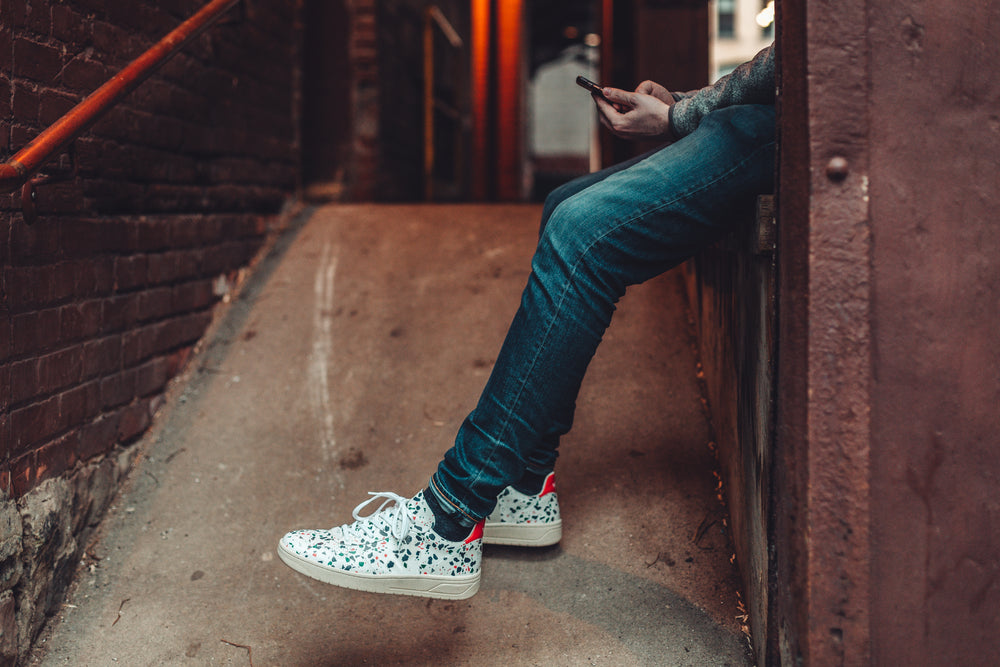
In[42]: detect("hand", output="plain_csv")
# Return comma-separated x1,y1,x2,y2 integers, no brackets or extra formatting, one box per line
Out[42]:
593,87,674,141
634,80,674,105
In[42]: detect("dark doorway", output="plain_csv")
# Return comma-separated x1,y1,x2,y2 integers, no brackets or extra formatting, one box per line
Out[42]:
301,0,351,200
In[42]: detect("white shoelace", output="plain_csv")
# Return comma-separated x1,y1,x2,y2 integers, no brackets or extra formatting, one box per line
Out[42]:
351,492,412,540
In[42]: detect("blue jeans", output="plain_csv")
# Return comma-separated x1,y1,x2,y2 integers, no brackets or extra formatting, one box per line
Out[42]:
429,104,776,524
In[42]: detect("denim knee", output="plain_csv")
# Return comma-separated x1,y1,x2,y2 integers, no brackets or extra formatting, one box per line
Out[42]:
540,181,581,233
534,196,626,311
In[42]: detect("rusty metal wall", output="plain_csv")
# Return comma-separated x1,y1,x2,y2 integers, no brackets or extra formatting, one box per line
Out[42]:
772,0,876,663
867,1,1000,663
769,0,810,663
770,1,1000,664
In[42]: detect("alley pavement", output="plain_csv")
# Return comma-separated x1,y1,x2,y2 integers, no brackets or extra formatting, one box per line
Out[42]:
31,204,751,666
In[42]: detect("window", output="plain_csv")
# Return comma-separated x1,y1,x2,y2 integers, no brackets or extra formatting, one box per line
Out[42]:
718,0,736,39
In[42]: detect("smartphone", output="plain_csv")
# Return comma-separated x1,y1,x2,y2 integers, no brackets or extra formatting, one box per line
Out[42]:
576,75,607,101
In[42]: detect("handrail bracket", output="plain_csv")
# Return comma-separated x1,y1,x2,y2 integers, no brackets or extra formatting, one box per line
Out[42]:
20,144,79,226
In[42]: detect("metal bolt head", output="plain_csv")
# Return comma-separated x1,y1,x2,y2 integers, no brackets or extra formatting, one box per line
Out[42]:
826,156,849,181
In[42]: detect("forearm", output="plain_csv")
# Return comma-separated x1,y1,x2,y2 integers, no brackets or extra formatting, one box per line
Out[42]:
669,43,775,138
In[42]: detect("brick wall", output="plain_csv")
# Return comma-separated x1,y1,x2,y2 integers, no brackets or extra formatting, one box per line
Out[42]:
0,0,300,660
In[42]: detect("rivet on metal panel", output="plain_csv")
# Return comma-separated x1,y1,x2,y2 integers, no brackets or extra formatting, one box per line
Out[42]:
826,156,849,181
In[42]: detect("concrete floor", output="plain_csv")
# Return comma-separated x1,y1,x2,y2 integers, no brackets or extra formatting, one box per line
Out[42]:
31,204,751,666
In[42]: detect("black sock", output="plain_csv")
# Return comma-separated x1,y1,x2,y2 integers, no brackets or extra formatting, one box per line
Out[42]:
513,468,550,495
423,487,474,542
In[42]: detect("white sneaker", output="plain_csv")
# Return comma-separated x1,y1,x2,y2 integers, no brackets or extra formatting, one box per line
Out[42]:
483,472,562,547
277,491,483,600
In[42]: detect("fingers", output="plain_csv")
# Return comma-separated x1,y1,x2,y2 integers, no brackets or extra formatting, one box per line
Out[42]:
602,87,632,106
633,80,673,104
593,94,615,120
593,92,626,115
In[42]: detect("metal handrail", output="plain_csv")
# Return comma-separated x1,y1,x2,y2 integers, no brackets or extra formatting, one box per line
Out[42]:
0,0,242,219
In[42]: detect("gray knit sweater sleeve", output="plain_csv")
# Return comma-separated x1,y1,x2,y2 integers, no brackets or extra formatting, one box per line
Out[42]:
668,43,775,138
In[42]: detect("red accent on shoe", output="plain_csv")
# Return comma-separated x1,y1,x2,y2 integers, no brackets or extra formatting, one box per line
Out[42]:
465,520,485,544
539,473,557,497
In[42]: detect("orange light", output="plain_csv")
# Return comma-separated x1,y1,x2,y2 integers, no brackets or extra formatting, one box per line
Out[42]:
471,0,491,200
496,0,523,200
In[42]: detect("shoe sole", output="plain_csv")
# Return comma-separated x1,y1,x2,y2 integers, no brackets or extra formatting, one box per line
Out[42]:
483,520,562,547
276,543,480,600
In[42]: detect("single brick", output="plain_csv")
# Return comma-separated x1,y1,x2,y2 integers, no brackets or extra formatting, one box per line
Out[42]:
145,252,177,284
38,89,79,126
101,294,140,333
60,380,102,426
137,287,173,322
99,371,134,410
92,258,115,294
113,255,148,291
60,300,103,343
134,356,169,397
1,1,27,30
169,216,202,248
11,82,40,124
12,38,64,82
200,242,243,276
34,434,80,485
117,398,151,443
8,214,61,262
24,0,53,35
122,322,159,366
59,57,108,94
12,308,61,356
90,20,134,63
52,261,84,302
78,414,119,462
131,219,173,252
5,265,56,310
171,279,215,313
82,335,121,379
37,346,84,395
9,396,62,454
9,358,40,405
156,311,211,354
71,263,100,300
50,4,93,45
61,218,129,258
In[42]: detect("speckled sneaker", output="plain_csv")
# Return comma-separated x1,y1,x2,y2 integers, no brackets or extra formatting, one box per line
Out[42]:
483,472,562,547
277,491,483,600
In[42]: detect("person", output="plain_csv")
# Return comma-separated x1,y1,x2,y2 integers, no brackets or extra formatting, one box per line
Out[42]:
277,44,776,600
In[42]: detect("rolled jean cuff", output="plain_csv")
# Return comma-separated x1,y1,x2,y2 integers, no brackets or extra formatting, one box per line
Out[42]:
428,475,480,526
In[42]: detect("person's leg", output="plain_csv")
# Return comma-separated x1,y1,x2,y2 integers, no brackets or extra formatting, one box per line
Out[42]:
538,147,664,232
513,148,669,495
276,104,775,598
429,104,776,528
